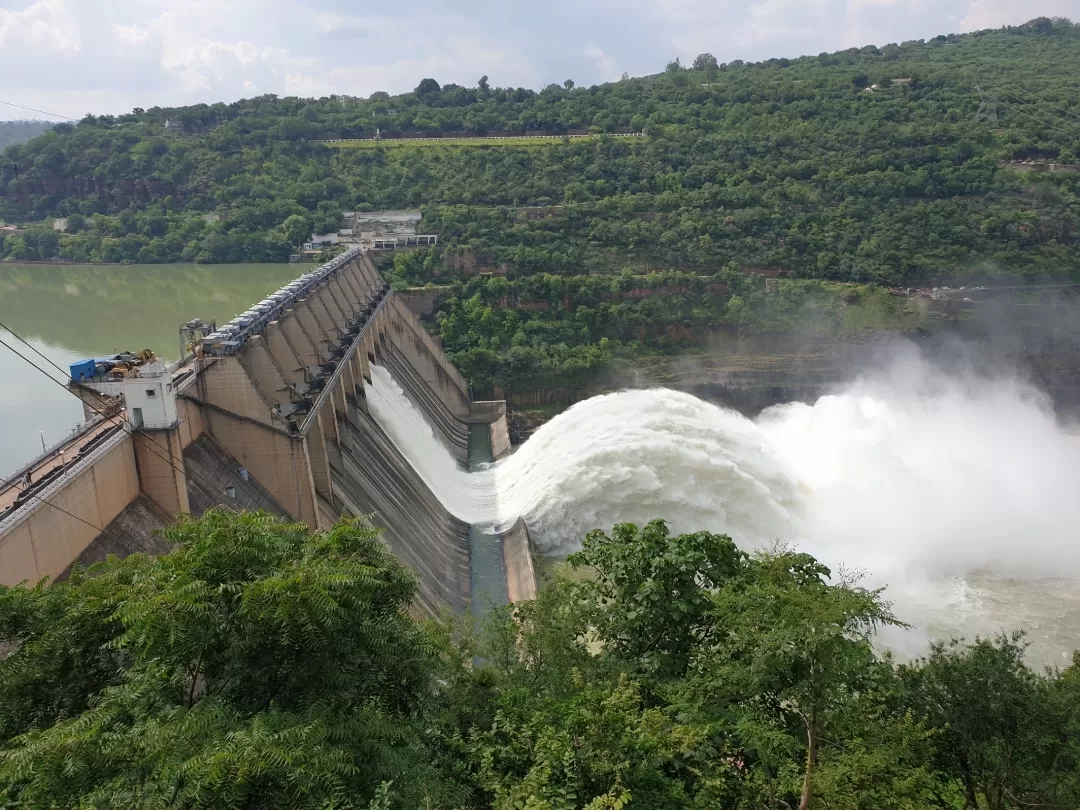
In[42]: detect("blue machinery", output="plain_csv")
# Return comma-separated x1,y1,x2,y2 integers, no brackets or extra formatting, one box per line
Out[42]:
199,246,367,357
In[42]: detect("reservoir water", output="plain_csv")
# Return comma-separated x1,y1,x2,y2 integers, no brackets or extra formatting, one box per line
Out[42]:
0,262,309,477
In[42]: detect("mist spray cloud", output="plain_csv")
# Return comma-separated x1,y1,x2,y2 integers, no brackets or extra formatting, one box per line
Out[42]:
366,351,1080,663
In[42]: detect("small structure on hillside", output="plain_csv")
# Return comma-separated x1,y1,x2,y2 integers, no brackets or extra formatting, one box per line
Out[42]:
349,210,422,241
371,234,438,250
294,210,439,261
350,210,438,252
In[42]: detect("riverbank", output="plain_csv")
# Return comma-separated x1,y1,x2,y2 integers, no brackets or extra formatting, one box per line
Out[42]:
1,258,124,266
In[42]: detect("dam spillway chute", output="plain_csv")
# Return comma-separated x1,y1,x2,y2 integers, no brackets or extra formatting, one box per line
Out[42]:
366,357,1080,664
364,364,499,525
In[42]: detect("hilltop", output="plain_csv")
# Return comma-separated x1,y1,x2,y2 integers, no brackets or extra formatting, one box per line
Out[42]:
0,17,1077,273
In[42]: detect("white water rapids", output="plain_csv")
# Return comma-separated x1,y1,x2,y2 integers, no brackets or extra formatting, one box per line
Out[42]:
366,358,1080,663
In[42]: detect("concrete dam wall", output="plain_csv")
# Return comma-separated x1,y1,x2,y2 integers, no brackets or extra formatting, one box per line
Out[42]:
0,249,533,615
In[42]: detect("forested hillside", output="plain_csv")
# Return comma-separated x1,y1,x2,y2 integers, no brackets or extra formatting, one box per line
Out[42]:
2,17,1079,274
2,510,1079,809
0,121,53,152
3,17,1079,393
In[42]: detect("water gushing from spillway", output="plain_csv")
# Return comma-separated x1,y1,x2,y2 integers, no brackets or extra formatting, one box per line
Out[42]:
366,357,1080,663
366,365,499,523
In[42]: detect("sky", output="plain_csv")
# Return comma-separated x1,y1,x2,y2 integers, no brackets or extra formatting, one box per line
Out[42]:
0,0,1077,121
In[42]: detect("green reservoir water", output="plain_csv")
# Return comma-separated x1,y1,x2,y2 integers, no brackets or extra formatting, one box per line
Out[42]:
0,263,310,477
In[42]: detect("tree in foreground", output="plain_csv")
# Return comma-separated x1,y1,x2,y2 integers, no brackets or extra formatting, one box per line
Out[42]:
0,509,461,810
455,522,948,809
899,633,1080,810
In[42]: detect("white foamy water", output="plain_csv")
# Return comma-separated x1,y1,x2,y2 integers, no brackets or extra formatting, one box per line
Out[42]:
365,364,498,523
367,358,1080,663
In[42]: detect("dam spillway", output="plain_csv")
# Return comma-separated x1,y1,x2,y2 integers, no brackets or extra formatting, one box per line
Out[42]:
0,248,533,615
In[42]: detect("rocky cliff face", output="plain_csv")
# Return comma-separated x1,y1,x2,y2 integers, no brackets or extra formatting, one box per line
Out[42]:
4,174,179,208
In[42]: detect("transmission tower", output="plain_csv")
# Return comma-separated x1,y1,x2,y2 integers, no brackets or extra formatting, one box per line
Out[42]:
974,85,998,125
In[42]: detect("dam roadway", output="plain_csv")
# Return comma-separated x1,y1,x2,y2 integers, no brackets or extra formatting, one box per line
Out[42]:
0,247,535,615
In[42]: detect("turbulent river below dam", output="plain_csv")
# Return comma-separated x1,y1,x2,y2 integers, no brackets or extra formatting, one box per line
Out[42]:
367,353,1080,666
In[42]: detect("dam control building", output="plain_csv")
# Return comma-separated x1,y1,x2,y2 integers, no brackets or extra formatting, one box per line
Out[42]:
0,247,535,613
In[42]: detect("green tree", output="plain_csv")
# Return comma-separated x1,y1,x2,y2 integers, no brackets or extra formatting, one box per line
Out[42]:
568,520,748,678
899,633,1080,809
1,236,28,260
692,552,905,810
416,78,441,96
693,53,720,79
280,213,312,249
0,510,461,809
458,577,695,810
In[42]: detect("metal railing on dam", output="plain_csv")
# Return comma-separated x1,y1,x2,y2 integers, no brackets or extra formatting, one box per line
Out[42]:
0,423,130,538
199,246,365,357
0,246,536,616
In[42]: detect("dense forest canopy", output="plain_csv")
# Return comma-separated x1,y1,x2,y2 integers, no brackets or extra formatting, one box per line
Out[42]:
3,17,1080,394
1,510,1078,809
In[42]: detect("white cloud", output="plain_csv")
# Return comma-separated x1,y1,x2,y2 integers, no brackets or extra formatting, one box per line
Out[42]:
652,0,1073,64
150,8,319,95
323,38,535,97
961,0,1076,28
285,73,333,97
0,0,1075,120
114,24,149,45
584,42,620,79
310,10,384,35
0,0,80,52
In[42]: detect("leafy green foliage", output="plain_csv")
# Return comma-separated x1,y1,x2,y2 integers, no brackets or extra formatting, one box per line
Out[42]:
687,553,905,809
432,270,921,395
899,634,1080,809
0,510,462,809
0,571,124,741
568,520,747,678
0,121,53,151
